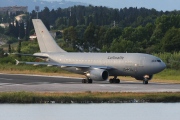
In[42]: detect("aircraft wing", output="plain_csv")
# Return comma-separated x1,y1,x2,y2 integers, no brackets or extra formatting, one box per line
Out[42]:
15,60,113,70
12,53,48,58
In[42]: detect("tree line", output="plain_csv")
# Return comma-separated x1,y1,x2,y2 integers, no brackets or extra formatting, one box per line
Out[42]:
0,5,180,53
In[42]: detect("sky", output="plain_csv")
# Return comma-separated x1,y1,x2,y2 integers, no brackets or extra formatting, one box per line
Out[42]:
47,0,180,11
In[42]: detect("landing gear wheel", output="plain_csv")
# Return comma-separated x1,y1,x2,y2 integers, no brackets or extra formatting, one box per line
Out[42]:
88,79,93,83
82,79,93,84
109,79,113,83
116,79,120,83
109,78,120,84
143,80,148,84
82,79,87,83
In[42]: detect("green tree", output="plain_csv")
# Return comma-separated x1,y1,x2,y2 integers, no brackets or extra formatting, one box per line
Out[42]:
69,14,77,27
0,26,4,34
84,22,97,48
40,7,50,23
110,38,134,52
98,26,108,48
55,17,66,29
162,27,180,52
121,27,134,41
104,27,122,47
0,48,4,57
75,25,86,44
63,26,78,48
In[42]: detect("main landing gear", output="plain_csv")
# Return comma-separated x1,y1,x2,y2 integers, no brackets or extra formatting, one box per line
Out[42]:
109,76,120,84
82,79,93,83
81,76,120,84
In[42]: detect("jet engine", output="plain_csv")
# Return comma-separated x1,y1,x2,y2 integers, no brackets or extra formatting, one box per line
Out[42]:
135,75,153,81
86,69,109,81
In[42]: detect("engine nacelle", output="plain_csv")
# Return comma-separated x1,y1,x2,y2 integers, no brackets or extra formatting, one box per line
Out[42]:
86,69,109,81
135,75,153,81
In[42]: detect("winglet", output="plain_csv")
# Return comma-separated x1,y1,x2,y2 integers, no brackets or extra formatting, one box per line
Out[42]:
15,59,25,65
15,59,19,65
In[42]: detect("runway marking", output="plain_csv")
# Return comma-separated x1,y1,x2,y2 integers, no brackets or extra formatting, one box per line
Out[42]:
0,73,82,79
0,78,13,81
24,82,50,85
0,83,14,86
99,84,121,88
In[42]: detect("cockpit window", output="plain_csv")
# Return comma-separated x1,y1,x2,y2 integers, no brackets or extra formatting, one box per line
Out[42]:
157,60,161,62
152,60,161,62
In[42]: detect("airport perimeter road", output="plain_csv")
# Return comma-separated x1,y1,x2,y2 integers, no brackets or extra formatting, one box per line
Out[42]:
0,73,180,92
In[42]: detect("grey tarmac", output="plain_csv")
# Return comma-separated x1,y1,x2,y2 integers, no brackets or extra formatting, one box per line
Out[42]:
0,73,179,92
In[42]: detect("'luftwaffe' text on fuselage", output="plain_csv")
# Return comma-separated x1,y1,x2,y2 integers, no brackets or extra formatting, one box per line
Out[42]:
108,56,124,60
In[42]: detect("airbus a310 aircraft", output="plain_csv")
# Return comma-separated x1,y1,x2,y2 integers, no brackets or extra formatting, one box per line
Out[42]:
16,19,166,84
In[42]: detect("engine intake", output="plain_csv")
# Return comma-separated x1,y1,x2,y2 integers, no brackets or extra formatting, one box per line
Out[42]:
86,69,109,81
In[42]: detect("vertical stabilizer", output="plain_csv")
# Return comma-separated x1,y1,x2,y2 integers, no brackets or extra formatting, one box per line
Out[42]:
32,19,66,53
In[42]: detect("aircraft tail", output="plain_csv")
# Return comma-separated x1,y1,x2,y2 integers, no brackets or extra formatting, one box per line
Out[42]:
32,19,66,53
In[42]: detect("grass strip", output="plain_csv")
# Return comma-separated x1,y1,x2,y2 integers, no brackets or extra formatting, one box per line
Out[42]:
0,92,180,103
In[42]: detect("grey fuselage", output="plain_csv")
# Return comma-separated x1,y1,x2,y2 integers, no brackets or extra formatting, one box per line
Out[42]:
45,52,166,78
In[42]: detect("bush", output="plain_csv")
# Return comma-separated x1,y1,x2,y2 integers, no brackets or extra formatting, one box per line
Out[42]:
154,52,180,70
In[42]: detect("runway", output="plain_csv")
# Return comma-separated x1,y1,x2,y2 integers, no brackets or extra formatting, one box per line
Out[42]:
0,73,180,92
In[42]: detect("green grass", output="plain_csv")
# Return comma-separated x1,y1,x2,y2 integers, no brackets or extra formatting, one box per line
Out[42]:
0,92,180,103
154,69,180,81
0,64,70,74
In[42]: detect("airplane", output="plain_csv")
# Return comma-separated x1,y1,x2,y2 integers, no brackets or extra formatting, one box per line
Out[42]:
16,19,166,84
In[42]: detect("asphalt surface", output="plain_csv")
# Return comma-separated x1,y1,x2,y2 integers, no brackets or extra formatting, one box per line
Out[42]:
0,73,180,92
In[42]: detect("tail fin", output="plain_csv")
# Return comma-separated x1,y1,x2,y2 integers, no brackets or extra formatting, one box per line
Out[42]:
32,19,66,53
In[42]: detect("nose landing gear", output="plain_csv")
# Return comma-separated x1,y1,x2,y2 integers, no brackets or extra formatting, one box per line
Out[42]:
143,80,148,84
143,75,149,84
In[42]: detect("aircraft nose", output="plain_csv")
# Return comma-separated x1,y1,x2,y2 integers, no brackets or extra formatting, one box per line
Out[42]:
160,61,166,71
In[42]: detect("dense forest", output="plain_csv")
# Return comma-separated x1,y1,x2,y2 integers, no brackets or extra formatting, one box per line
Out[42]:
0,5,180,53
1,5,180,54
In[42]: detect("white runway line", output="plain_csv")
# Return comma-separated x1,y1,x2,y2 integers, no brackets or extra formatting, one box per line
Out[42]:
0,78,13,81
0,73,82,79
